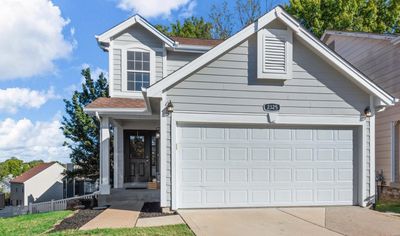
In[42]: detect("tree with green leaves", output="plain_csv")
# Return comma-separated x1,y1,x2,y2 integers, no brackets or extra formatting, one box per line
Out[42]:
61,68,109,179
0,157,44,179
285,0,400,38
209,0,278,39
156,16,213,39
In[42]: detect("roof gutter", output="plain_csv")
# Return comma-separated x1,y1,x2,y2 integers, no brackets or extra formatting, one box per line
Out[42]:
84,107,150,116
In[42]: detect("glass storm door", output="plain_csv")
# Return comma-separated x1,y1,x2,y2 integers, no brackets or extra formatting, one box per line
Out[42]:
124,130,155,183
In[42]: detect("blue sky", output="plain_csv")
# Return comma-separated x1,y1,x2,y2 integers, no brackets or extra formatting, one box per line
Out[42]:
0,0,286,163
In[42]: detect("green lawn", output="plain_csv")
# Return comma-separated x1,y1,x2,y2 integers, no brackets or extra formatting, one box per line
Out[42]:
375,200,400,214
0,210,194,236
0,211,71,236
49,224,194,236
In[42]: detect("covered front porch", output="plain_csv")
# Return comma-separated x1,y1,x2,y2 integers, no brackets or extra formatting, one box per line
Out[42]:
84,96,164,204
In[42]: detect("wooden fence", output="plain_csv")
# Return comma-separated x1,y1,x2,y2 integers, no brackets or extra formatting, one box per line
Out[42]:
29,192,99,214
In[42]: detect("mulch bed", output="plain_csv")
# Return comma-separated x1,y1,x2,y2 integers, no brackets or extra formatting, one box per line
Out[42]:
139,202,177,218
51,209,104,232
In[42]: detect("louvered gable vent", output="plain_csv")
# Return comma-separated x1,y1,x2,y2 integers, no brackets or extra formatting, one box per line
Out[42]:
263,35,286,72
257,28,292,80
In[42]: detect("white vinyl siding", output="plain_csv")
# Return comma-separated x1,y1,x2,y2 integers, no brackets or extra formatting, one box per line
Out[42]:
177,126,356,208
168,36,369,116
167,51,201,75
113,48,122,91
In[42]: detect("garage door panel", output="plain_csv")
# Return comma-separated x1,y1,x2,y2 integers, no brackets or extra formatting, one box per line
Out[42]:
178,126,356,208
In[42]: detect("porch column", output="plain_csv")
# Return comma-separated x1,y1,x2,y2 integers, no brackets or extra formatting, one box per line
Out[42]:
113,122,124,188
99,116,110,194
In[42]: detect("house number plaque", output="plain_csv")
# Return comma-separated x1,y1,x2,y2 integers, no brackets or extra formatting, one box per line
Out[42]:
263,103,280,112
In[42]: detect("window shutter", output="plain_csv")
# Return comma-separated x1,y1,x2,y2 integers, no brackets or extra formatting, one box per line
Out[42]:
263,34,286,73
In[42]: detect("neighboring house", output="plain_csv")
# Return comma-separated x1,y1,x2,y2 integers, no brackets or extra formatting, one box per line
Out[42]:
322,31,400,191
85,6,396,211
63,163,98,198
10,163,65,206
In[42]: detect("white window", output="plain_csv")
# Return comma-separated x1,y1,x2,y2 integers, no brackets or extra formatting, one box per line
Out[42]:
127,51,150,91
257,28,293,80
119,44,156,95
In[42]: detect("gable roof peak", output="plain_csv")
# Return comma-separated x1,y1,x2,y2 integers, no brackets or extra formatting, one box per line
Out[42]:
147,6,395,106
96,14,176,50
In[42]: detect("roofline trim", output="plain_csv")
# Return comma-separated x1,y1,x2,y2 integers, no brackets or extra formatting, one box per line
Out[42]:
84,107,149,114
96,15,176,48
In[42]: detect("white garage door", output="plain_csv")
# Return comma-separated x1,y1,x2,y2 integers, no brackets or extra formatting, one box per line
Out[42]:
177,126,356,208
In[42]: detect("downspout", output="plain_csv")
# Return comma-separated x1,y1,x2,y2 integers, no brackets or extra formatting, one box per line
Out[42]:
141,88,152,113
95,111,100,121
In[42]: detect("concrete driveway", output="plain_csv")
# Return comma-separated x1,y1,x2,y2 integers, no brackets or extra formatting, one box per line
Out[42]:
179,206,400,236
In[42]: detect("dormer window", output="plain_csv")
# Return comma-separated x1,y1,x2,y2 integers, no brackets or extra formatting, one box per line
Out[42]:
257,28,293,80
127,51,150,91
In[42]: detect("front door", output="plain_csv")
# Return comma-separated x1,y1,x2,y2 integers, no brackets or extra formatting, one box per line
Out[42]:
124,130,156,184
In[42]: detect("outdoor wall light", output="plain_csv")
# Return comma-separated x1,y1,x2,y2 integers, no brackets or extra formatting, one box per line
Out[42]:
166,101,174,113
155,127,160,139
364,106,372,117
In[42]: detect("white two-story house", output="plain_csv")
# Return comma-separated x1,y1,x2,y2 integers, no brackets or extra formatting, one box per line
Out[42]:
85,6,396,211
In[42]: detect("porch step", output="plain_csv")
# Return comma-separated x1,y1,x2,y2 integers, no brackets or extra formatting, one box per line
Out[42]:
99,189,160,207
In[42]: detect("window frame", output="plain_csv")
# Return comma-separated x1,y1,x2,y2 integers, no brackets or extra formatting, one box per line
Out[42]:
126,50,151,91
257,27,293,80
121,44,156,95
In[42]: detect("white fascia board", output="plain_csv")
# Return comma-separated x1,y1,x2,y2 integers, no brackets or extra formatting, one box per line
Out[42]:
84,107,150,116
96,15,175,47
276,8,395,106
146,9,278,97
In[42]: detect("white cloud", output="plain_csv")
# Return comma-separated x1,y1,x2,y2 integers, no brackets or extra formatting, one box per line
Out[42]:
0,0,74,80
0,117,70,163
180,1,197,18
117,0,196,18
0,87,58,114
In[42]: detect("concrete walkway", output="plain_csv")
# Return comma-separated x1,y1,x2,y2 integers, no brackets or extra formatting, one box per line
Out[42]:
80,201,143,230
180,207,400,236
80,201,185,230
136,215,184,227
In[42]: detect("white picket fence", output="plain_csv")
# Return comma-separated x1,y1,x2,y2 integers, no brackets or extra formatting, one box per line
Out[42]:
29,191,99,214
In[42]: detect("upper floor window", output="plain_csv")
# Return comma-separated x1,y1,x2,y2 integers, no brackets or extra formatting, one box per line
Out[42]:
127,51,150,91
